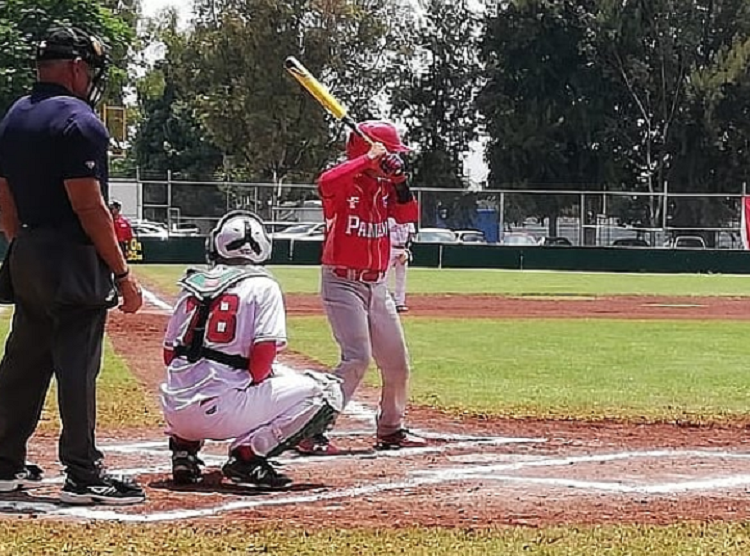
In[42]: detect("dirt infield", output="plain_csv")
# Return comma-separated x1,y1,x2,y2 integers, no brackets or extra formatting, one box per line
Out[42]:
286,293,750,319
4,290,750,527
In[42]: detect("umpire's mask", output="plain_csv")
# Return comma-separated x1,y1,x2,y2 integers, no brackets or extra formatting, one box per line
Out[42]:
37,26,110,108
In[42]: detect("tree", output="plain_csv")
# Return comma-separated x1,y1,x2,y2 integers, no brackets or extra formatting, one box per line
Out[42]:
478,0,618,237
389,0,482,226
0,0,134,116
175,0,401,186
594,0,750,243
133,11,223,182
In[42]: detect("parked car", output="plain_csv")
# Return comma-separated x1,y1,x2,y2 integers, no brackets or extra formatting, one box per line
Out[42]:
132,221,169,241
414,228,459,244
541,236,572,247
271,222,326,241
612,238,650,248
170,223,201,237
501,232,539,246
454,230,487,244
670,235,706,249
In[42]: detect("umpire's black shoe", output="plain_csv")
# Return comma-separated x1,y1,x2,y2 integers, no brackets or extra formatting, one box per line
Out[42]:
172,451,204,485
222,455,292,490
60,474,145,506
0,464,44,493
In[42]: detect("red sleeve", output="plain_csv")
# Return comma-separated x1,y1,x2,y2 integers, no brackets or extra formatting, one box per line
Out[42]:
389,193,419,223
318,155,377,199
249,341,277,384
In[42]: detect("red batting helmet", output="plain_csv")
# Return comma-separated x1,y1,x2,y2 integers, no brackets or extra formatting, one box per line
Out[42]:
346,120,410,160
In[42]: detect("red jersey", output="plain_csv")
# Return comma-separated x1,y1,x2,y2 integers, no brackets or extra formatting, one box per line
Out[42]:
318,155,418,272
113,214,133,243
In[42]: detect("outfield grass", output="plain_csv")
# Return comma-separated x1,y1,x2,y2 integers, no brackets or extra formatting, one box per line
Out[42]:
289,316,750,422
0,312,160,432
136,264,750,297
2,522,750,555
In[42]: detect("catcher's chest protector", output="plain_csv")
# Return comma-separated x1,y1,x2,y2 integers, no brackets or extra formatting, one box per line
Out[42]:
175,265,275,367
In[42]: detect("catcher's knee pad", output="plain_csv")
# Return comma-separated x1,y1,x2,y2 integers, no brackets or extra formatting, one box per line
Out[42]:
266,400,339,458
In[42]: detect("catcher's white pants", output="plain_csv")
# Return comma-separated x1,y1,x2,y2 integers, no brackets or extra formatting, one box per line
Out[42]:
387,248,409,307
162,369,342,456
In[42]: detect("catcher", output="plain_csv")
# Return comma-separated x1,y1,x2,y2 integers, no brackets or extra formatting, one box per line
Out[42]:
160,211,343,489
387,218,416,313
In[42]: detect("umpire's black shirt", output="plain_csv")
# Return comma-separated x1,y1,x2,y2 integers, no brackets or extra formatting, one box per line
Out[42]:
0,82,109,232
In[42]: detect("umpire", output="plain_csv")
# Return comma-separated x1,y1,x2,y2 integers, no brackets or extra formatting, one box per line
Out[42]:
0,27,145,505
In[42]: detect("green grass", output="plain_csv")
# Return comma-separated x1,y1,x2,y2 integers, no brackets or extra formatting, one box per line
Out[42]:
289,316,750,422
0,312,160,432
136,264,750,297
2,522,750,555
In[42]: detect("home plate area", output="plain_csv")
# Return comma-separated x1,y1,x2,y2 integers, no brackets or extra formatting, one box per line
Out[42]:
4,400,750,524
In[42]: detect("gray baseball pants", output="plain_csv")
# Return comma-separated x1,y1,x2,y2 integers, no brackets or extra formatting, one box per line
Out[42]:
320,266,410,436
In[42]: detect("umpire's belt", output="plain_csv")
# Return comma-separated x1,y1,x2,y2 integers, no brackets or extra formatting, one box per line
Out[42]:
174,345,249,370
392,244,407,249
332,267,385,283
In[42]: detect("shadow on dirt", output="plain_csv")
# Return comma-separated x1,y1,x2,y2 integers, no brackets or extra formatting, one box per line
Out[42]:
148,470,327,496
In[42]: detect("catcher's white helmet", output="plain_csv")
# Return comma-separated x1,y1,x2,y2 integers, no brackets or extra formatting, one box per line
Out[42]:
206,210,272,265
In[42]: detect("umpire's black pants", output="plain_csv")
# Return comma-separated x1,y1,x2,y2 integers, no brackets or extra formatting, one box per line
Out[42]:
0,229,110,482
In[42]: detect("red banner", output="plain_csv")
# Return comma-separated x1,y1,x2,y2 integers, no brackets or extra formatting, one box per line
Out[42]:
742,197,750,250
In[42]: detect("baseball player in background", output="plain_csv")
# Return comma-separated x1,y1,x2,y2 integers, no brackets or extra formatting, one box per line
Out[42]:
387,218,415,313
296,121,427,455
160,211,343,489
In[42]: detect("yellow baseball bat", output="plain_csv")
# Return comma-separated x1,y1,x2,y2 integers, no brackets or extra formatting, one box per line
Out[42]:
284,56,373,144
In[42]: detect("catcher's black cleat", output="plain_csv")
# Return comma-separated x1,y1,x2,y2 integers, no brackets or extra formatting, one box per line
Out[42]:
222,455,292,490
172,451,204,485
170,437,204,485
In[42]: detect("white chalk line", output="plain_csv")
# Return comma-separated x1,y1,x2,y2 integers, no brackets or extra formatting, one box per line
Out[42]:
19,447,750,522
44,448,750,522
141,287,173,312
55,435,545,488
412,449,750,480
470,474,750,495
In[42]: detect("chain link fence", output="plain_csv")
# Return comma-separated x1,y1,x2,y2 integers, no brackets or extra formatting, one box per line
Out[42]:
111,175,748,249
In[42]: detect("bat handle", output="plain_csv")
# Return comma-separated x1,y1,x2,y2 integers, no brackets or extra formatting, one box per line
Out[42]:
343,115,374,146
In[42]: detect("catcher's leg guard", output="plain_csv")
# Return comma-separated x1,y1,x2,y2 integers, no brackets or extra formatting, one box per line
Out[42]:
266,401,338,458
231,372,344,458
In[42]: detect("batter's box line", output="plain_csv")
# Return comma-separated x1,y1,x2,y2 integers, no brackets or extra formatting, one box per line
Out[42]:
468,474,750,495
48,448,750,523
411,449,750,480
76,435,548,484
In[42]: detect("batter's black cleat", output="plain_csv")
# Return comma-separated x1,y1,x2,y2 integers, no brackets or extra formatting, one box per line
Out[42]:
172,451,204,485
376,429,427,450
222,455,292,491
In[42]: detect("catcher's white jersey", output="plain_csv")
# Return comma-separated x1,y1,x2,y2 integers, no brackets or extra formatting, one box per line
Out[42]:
161,273,287,411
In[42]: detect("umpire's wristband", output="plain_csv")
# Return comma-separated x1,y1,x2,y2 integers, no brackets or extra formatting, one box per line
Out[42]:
114,268,130,283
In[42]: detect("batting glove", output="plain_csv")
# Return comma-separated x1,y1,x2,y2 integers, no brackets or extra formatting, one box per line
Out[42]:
380,154,405,177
